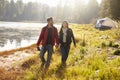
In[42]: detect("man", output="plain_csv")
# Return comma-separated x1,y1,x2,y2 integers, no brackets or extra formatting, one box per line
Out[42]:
37,17,59,72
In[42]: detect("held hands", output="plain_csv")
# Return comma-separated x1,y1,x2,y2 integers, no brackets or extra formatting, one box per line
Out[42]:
55,44,59,48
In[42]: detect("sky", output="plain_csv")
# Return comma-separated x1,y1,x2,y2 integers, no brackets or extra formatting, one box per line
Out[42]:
10,0,102,7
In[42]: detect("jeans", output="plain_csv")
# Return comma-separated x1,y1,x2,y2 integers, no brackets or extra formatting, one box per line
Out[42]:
40,45,53,68
60,44,70,63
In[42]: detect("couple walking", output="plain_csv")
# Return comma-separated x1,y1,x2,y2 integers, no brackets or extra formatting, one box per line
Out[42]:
36,17,76,72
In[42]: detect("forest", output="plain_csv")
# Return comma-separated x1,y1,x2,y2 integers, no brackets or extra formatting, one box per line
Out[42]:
0,0,120,23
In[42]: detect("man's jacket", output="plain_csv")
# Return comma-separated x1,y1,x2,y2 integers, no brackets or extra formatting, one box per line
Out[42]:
37,25,59,46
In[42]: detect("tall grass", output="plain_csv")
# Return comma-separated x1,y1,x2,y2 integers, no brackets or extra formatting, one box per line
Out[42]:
12,23,120,79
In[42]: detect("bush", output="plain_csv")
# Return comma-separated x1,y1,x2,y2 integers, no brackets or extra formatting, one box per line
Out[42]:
113,49,120,55
80,39,86,47
101,42,107,48
108,41,113,47
108,41,119,48
112,44,119,48
80,48,87,55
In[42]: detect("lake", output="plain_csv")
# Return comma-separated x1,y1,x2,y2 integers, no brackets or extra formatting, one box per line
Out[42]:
0,21,60,51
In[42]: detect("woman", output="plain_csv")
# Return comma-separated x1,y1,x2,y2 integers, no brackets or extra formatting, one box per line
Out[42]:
59,21,76,66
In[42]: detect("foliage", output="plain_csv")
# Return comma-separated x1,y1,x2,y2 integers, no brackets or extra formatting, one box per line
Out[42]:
113,49,120,55
101,0,120,20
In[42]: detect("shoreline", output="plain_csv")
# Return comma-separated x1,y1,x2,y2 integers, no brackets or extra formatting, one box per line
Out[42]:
0,44,36,56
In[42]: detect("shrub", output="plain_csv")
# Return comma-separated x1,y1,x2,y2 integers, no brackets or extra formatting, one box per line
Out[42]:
112,44,119,48
101,42,107,48
113,49,120,55
108,41,119,48
108,41,113,47
80,39,86,47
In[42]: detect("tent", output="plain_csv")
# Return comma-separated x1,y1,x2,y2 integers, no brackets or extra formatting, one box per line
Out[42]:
95,17,118,30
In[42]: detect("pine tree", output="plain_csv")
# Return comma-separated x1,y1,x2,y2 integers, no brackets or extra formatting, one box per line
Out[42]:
100,0,111,18
85,0,100,23
110,0,120,20
16,0,24,20
0,0,7,20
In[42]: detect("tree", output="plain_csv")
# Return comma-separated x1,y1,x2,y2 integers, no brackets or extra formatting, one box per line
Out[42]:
85,0,100,23
100,0,111,18
8,0,17,21
55,0,64,22
16,0,24,20
73,0,86,23
0,0,7,20
110,0,120,20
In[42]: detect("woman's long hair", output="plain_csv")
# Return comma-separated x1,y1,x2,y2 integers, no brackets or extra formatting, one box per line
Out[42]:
59,21,69,34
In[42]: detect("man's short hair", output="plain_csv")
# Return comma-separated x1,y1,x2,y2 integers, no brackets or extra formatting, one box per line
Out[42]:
47,17,53,22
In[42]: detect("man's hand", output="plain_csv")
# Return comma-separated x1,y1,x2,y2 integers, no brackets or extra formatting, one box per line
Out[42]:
37,46,40,51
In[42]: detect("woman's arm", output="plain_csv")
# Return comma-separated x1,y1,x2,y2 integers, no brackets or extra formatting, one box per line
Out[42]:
71,29,76,47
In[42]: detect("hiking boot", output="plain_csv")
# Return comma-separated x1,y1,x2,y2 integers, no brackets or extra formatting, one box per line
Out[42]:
44,63,50,73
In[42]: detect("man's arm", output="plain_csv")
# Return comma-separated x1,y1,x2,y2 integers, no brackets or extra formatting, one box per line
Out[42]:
55,28,59,46
36,28,44,47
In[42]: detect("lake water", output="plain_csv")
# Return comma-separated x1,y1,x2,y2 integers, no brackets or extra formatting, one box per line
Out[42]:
0,21,60,51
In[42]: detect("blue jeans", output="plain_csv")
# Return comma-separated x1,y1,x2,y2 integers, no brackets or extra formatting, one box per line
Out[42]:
40,45,53,68
60,44,70,63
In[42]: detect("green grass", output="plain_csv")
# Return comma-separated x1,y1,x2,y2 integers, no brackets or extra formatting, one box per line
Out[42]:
17,23,120,80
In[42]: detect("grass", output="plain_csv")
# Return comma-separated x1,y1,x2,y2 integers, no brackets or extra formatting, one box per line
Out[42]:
1,23,120,80
0,44,36,56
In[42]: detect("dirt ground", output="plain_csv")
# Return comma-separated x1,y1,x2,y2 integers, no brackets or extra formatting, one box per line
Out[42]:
0,44,37,80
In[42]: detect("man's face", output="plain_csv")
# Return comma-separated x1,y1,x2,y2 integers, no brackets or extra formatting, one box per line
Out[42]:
48,19,54,25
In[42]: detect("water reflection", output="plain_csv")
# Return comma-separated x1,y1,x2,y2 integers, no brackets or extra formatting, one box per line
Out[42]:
0,27,39,51
0,39,36,51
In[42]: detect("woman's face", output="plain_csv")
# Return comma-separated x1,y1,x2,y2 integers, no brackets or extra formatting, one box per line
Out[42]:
62,22,68,28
